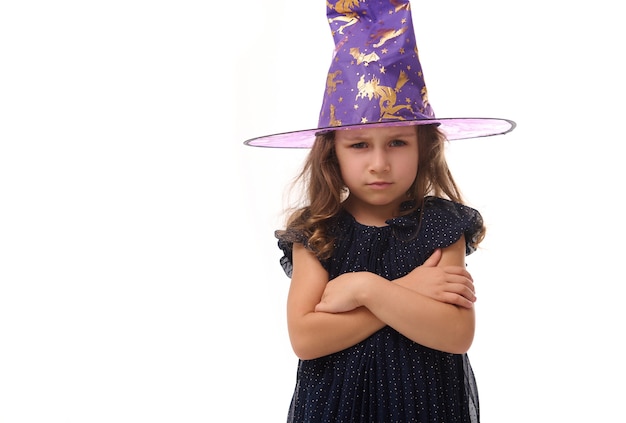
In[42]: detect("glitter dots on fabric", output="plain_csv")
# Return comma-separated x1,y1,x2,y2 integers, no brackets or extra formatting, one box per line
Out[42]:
276,196,482,422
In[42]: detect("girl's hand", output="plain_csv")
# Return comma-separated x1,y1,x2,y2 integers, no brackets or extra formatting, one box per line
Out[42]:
396,249,477,308
314,273,368,314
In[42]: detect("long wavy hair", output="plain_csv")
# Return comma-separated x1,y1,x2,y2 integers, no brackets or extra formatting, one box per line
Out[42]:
278,124,486,259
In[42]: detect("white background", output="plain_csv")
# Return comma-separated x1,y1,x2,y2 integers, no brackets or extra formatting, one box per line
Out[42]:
1,0,625,421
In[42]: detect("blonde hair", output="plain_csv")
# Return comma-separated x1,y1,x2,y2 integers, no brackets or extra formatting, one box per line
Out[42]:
278,124,485,259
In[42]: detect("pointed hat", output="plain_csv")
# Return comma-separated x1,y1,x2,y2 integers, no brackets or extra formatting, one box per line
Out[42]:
244,0,515,148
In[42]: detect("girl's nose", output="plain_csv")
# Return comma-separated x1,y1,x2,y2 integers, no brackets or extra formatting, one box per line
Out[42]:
369,149,390,173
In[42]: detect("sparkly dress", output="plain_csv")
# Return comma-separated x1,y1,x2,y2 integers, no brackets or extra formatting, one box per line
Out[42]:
276,197,483,423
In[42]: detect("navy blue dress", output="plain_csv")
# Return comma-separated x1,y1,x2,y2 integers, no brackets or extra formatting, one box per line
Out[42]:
277,196,483,423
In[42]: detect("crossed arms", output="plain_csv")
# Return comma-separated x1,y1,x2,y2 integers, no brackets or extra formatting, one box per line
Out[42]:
286,236,476,360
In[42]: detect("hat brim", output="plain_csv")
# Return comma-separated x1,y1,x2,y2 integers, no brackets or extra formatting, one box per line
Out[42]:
244,118,516,148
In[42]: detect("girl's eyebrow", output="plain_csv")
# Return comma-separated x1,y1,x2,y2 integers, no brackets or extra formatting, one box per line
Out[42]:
339,130,416,141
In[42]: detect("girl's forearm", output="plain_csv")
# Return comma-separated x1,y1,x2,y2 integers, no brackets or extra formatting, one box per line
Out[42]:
357,277,475,354
289,306,385,360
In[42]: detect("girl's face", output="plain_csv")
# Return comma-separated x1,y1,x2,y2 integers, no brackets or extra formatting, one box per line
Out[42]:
334,125,419,217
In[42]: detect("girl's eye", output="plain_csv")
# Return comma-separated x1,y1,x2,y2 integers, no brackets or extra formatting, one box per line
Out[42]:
350,142,368,149
390,139,407,147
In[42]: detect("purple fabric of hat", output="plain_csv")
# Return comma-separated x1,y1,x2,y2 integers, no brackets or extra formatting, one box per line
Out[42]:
244,0,515,148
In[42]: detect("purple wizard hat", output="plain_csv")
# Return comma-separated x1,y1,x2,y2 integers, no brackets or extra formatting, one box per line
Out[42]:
244,0,515,148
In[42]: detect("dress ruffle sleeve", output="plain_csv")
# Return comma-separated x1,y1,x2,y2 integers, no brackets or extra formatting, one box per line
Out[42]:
417,196,483,255
275,229,308,278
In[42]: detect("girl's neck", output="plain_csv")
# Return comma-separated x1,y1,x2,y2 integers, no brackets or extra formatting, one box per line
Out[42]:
341,196,405,227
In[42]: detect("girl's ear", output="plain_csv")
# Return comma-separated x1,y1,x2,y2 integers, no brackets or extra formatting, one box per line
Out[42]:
340,187,349,202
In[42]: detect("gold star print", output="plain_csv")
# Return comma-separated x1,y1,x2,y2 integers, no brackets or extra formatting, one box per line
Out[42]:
339,97,344,103
399,48,405,54
361,117,368,123
382,48,388,54
354,104,359,110
401,18,406,24
380,66,386,74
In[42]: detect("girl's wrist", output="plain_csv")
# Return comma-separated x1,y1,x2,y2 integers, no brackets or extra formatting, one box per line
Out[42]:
355,273,380,308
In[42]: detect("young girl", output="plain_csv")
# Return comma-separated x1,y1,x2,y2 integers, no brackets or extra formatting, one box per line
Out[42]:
245,1,515,421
